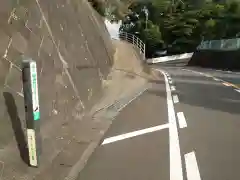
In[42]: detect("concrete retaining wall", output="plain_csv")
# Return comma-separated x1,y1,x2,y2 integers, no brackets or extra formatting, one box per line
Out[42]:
188,50,240,70
0,0,114,151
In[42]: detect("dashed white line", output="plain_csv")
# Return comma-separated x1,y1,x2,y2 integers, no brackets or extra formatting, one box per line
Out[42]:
169,79,173,84
159,70,183,180
173,95,179,104
213,78,219,81
185,151,202,180
171,86,176,91
101,124,169,145
177,112,187,128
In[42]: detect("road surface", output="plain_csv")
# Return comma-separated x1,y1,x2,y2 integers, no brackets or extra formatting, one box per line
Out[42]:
77,65,240,180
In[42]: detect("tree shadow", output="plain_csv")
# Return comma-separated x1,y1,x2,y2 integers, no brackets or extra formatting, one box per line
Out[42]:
3,92,29,165
147,73,240,115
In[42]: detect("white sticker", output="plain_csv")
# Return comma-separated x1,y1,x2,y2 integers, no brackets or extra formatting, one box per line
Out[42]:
27,129,38,166
30,61,40,120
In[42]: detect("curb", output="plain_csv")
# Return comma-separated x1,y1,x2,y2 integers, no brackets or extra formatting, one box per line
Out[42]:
64,84,149,180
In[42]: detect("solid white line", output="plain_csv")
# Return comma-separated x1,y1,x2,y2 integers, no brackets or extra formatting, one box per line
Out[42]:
177,112,187,128
173,95,179,104
185,151,202,180
102,124,169,145
171,86,176,91
158,70,183,180
235,89,240,93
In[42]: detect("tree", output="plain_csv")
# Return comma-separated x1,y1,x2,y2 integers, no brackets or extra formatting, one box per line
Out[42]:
120,0,240,57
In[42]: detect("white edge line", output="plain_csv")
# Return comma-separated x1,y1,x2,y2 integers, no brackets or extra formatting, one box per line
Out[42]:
177,112,187,128
173,95,179,104
155,69,183,180
185,151,202,180
102,124,169,145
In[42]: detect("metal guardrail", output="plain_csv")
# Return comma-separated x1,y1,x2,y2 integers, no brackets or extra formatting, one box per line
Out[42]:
112,32,146,59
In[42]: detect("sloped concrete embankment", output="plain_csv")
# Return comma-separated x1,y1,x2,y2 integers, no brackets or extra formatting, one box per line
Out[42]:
0,0,115,179
0,0,150,179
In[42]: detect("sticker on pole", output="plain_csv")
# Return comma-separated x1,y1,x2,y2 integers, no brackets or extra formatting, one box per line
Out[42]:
30,62,40,120
27,129,38,166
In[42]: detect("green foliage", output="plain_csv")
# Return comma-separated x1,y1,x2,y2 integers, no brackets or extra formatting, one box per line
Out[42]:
120,0,240,57
88,0,106,16
88,0,134,22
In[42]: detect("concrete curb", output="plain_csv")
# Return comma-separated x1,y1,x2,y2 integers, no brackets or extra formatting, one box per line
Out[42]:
64,84,149,180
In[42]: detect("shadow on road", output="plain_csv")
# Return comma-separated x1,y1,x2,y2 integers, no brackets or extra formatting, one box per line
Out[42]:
147,72,240,115
3,92,29,165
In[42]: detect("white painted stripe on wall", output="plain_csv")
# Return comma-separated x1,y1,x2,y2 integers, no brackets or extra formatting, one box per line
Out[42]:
147,52,193,64
222,82,231,87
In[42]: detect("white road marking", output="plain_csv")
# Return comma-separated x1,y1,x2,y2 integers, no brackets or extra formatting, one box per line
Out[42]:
185,151,202,180
169,80,173,84
235,89,240,93
213,78,219,81
171,86,176,91
177,112,187,128
157,69,183,180
173,95,179,104
102,124,169,145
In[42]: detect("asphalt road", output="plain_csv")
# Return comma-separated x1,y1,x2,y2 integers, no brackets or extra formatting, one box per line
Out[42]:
77,65,240,180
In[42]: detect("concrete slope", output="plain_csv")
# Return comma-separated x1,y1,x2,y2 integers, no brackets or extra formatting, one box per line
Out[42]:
0,0,116,179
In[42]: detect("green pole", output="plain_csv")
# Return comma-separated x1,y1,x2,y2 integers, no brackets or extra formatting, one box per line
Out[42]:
22,59,41,167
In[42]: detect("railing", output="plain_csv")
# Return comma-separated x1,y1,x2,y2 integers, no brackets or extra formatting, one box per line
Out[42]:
197,38,240,51
112,32,146,59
